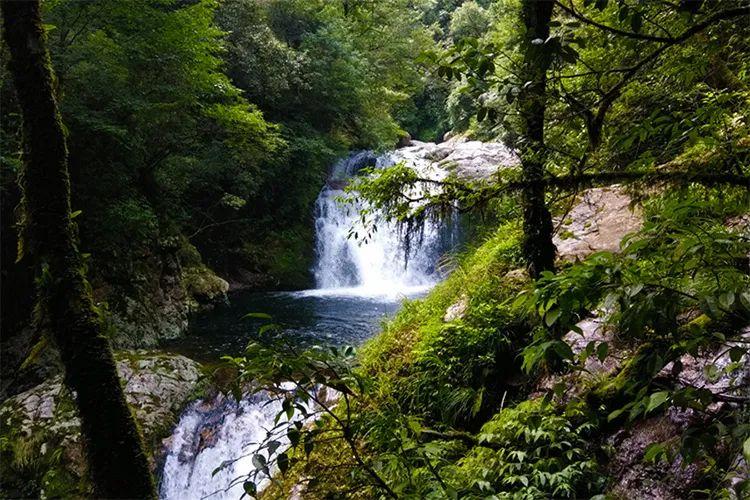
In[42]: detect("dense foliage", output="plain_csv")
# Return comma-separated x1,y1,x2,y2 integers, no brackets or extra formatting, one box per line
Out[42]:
1,0,749,498
1,0,467,349
219,1,750,499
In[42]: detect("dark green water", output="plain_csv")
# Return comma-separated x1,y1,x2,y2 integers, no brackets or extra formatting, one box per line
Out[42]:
160,288,426,363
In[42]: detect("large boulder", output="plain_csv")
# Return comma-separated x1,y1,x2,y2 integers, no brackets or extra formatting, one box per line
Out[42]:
554,186,642,261
0,351,202,498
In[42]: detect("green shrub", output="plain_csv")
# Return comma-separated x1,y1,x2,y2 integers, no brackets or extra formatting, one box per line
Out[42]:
451,399,605,499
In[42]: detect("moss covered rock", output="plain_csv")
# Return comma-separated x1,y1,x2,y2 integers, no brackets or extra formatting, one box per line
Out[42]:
183,265,229,308
0,351,202,498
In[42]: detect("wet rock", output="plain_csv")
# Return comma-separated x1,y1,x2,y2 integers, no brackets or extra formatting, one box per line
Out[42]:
554,186,642,261
385,138,518,181
116,351,202,438
660,326,750,410
0,351,202,497
534,317,624,399
503,267,529,284
0,327,62,401
563,318,622,376
604,326,750,499
226,267,278,292
328,151,380,185
727,213,750,232
99,236,197,348
289,478,310,500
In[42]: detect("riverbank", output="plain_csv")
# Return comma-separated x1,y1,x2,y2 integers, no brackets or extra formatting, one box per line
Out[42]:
260,187,750,499
0,351,203,498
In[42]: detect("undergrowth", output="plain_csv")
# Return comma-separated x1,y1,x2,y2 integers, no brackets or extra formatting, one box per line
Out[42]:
254,188,749,499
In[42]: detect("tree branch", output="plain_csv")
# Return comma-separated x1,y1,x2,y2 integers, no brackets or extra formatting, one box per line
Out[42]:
555,0,675,42
557,2,750,148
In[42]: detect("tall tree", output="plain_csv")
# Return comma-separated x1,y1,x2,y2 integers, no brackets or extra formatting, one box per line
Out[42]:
1,1,155,498
518,0,556,278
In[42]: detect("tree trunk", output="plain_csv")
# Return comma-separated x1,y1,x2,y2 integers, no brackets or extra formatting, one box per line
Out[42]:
1,1,156,498
518,0,556,279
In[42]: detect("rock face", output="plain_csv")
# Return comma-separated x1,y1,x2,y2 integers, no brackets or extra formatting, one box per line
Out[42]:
606,409,705,500
554,186,642,261
327,150,380,189
383,136,518,181
0,351,202,498
95,238,229,349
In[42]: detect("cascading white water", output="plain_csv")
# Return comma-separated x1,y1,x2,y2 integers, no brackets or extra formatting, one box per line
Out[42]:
311,149,458,295
159,140,513,499
159,394,283,500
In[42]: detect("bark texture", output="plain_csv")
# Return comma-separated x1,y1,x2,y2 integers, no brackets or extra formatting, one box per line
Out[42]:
1,1,156,497
519,0,556,279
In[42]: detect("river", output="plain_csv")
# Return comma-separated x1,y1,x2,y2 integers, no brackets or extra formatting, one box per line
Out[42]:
157,148,460,499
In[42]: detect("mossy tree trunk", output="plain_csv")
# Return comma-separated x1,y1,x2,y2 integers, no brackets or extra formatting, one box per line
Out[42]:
1,1,156,497
518,0,556,279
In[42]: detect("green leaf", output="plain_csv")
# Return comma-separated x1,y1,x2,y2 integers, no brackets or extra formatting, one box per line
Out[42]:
729,346,746,363
243,481,257,497
643,443,666,462
278,452,289,474
545,307,561,327
552,341,574,361
596,342,609,362
719,291,735,309
743,437,750,464
478,58,494,76
231,384,242,403
646,391,669,414
471,387,484,416
630,12,643,33
243,312,273,320
252,454,266,470
267,440,280,456
618,5,630,22
212,460,228,477
288,428,300,447
259,323,281,335
703,363,720,383
70,209,83,219
608,407,626,422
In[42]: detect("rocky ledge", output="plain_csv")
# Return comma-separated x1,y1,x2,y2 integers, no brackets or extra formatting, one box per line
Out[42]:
0,351,202,498
384,135,518,181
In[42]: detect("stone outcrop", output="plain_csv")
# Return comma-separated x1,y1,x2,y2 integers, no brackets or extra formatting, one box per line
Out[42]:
554,186,642,261
0,351,202,498
383,136,518,181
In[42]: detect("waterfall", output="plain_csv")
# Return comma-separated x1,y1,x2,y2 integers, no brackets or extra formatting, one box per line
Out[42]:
311,149,458,295
159,139,514,499
159,388,312,500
